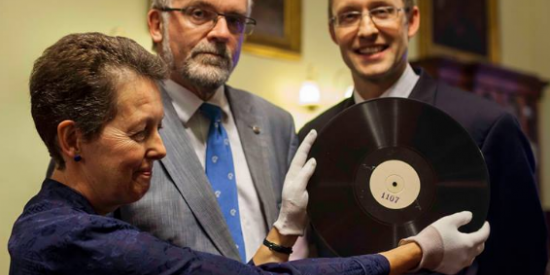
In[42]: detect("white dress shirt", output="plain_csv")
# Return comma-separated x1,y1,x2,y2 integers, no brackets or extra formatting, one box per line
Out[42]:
163,80,267,261
353,64,420,103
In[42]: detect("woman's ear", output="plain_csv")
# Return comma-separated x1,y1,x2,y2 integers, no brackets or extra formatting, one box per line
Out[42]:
56,120,81,161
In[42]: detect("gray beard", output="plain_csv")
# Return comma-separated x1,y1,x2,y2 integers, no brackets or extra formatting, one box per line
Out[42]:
180,42,233,92
161,34,233,98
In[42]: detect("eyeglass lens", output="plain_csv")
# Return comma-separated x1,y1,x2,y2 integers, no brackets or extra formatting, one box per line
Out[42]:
335,7,402,28
182,6,254,34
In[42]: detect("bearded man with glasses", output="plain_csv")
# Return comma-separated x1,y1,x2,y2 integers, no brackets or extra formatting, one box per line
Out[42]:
299,0,548,275
116,0,305,263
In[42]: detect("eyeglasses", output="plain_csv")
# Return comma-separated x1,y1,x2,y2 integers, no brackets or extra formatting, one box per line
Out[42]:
331,6,408,29
158,6,256,35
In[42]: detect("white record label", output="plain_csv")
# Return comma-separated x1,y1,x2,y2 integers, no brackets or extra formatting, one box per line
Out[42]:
369,160,420,209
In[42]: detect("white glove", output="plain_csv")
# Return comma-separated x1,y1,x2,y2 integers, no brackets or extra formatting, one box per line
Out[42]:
400,211,490,274
273,130,317,236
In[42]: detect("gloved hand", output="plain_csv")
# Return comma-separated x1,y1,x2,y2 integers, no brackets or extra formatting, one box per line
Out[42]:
399,211,490,274
273,130,317,236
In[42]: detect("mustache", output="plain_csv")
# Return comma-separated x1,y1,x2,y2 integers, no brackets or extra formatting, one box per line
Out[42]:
191,42,232,61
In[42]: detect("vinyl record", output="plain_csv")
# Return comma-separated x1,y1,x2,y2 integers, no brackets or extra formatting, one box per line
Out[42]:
307,97,490,256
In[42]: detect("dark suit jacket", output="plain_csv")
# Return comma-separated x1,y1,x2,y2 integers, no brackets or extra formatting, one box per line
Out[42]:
298,70,548,275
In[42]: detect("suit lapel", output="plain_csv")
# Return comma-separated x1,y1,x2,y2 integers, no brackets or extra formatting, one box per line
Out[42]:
226,86,279,228
342,97,355,110
158,88,241,260
409,69,438,105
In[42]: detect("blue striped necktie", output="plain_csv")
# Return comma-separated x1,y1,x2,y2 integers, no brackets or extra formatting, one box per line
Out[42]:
200,103,246,261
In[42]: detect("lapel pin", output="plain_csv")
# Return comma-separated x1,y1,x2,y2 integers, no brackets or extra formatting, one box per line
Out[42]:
252,125,261,134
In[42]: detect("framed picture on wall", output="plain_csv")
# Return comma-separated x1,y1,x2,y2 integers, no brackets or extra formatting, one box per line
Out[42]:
417,0,499,63
243,0,302,60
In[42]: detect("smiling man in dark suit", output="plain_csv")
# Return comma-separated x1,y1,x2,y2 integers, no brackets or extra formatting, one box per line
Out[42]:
299,0,548,274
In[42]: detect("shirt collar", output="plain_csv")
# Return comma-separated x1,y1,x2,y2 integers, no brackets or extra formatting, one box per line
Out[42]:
162,80,228,124
353,63,420,104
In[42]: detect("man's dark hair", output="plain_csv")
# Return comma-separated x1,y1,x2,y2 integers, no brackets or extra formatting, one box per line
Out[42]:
30,32,169,169
328,0,415,20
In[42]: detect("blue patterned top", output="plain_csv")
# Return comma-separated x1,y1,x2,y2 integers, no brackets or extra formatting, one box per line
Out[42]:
9,179,390,275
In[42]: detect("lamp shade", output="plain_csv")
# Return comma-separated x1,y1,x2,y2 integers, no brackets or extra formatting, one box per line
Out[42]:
299,80,321,105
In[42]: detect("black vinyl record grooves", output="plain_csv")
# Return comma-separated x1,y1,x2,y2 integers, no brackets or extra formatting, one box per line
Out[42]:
307,97,490,257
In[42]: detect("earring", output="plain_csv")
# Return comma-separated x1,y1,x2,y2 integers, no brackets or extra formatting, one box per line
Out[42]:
74,154,82,162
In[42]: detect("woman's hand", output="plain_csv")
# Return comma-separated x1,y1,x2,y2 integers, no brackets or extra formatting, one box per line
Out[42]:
400,211,490,274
